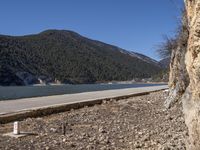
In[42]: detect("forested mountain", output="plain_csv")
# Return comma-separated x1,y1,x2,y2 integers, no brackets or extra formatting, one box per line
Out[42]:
0,30,162,85
159,57,170,69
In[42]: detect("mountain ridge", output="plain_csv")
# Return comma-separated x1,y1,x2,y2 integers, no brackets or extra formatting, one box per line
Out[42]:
0,29,162,86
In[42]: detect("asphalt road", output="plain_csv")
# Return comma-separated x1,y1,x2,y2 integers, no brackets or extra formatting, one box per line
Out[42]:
0,83,166,100
0,85,167,115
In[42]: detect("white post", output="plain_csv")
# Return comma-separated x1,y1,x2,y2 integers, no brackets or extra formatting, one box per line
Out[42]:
13,121,20,135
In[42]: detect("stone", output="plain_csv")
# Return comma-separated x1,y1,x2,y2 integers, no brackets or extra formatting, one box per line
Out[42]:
62,138,66,142
50,128,57,133
45,146,50,150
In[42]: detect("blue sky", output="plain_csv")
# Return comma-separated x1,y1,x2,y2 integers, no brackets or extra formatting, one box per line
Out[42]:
0,0,184,60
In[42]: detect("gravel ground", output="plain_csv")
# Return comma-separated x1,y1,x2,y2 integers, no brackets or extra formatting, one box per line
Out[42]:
0,91,187,150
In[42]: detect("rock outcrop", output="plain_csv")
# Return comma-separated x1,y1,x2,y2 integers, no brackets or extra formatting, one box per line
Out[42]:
183,1,200,149
165,10,189,109
168,0,200,149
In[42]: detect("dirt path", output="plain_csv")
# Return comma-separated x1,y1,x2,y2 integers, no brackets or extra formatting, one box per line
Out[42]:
0,91,187,150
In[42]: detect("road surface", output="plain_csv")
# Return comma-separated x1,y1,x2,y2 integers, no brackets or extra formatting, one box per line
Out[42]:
0,85,167,115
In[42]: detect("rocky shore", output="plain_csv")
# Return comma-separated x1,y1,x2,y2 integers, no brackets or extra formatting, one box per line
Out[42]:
0,91,187,150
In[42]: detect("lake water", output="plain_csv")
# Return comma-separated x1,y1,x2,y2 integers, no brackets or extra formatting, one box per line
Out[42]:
0,83,166,100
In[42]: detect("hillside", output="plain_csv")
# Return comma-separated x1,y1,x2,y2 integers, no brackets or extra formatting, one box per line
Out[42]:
0,30,162,86
159,57,170,69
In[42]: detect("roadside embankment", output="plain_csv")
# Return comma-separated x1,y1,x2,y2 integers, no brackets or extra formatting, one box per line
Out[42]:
0,91,187,149
0,85,167,124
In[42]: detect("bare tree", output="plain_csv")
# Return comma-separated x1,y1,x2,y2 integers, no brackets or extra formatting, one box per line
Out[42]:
156,35,177,59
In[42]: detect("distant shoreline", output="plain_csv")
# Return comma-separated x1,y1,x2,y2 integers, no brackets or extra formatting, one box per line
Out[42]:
0,81,168,87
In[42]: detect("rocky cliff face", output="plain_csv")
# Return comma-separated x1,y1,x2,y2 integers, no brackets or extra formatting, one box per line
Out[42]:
183,1,200,149
165,10,189,109
168,0,200,149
